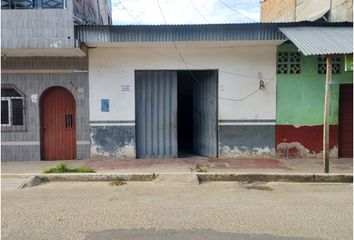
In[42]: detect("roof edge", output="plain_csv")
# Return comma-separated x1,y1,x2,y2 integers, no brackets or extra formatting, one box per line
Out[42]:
76,21,353,28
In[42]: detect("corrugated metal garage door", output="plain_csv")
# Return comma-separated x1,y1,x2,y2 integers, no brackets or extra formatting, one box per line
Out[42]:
339,84,353,158
135,70,178,158
193,71,218,157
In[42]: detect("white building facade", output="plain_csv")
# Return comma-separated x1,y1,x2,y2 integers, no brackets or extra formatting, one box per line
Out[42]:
84,24,284,158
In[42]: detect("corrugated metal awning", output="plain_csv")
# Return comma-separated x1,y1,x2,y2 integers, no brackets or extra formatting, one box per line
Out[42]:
75,22,352,44
279,27,353,56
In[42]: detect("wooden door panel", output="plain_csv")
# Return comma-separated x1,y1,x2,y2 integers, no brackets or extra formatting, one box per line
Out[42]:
41,87,76,160
339,84,353,158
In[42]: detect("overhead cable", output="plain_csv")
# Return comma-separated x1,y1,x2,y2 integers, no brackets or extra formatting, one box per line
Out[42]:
217,0,258,22
155,0,274,102
115,1,273,81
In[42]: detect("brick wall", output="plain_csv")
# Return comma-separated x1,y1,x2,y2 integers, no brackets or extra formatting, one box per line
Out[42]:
261,0,295,22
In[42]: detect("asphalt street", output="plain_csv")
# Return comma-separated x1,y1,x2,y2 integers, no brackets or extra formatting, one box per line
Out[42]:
1,179,352,240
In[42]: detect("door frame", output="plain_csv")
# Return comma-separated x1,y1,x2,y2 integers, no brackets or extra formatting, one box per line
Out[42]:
39,86,77,160
134,69,219,158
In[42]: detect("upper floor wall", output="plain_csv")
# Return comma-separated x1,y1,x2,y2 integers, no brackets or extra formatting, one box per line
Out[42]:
1,0,75,51
261,0,353,22
1,0,111,55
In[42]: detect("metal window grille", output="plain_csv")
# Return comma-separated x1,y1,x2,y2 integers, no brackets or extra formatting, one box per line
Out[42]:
277,51,301,75
65,114,73,128
1,88,25,132
318,56,341,74
42,0,64,9
2,0,65,9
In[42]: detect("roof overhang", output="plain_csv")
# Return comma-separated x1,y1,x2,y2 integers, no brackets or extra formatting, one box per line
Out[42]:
75,22,352,47
84,40,285,48
279,27,353,56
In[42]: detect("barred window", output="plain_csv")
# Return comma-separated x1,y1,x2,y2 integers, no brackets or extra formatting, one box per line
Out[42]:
277,52,301,74
1,88,24,126
318,56,341,74
1,0,65,9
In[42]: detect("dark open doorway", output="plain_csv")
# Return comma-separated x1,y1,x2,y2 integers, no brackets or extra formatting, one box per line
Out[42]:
178,71,195,157
177,70,218,158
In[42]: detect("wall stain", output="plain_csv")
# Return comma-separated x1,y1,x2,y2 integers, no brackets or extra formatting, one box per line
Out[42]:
90,126,135,158
277,142,338,158
220,145,275,157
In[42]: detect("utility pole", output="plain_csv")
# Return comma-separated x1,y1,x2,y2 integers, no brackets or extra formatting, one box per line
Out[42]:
323,56,333,173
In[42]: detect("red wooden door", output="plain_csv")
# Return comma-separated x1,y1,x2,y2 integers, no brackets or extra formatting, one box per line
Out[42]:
41,87,76,160
339,84,353,158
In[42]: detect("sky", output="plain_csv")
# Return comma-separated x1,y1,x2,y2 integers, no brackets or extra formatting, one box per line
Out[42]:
111,0,260,25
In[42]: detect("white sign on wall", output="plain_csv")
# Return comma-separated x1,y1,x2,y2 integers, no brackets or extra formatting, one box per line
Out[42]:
31,94,38,103
121,85,130,91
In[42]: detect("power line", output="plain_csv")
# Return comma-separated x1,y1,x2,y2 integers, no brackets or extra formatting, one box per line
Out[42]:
186,0,210,24
155,0,273,102
116,0,272,80
116,0,276,102
133,45,273,80
118,0,142,24
217,0,258,22
218,75,275,102
156,0,169,23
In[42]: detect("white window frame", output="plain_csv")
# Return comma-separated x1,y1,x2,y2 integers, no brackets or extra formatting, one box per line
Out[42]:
1,96,24,127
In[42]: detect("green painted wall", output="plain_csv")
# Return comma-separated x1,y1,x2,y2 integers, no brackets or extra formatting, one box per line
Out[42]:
276,43,353,125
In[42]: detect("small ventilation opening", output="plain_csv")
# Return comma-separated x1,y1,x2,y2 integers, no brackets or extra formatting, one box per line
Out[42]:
65,114,73,128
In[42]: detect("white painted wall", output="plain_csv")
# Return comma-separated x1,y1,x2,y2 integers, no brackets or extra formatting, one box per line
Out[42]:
89,42,278,122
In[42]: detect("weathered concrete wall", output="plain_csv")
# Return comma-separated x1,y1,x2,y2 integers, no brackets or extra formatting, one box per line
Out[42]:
89,42,278,158
1,1,74,49
261,0,353,22
276,43,353,158
331,0,353,22
90,124,135,158
1,57,90,161
219,125,275,157
73,0,112,25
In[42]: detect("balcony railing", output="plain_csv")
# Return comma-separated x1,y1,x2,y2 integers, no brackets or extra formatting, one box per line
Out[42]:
1,0,66,9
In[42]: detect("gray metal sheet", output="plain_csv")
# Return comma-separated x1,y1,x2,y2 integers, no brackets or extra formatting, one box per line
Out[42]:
279,27,353,56
75,22,352,43
135,70,178,158
193,71,218,158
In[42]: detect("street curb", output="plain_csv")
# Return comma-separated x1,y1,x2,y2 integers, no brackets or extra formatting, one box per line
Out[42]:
3,172,352,184
197,173,353,183
1,173,157,180
38,173,158,182
7,173,157,189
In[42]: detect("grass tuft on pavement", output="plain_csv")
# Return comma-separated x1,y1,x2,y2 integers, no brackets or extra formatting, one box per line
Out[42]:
43,163,96,174
195,163,209,173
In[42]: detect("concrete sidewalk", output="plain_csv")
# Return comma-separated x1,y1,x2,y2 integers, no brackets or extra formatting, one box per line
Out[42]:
1,157,353,175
